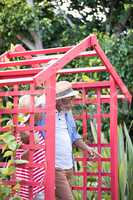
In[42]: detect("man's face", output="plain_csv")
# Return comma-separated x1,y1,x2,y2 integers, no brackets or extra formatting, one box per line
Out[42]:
56,96,74,111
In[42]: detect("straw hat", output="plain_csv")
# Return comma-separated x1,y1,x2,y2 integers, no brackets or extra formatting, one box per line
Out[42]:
56,81,79,100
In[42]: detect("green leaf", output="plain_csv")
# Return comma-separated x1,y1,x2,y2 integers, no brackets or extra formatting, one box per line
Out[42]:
1,166,16,176
11,196,22,200
8,142,18,151
15,159,29,164
0,185,11,198
3,133,15,143
3,150,13,157
7,159,15,167
1,144,8,153
82,74,95,83
6,101,13,109
118,125,127,199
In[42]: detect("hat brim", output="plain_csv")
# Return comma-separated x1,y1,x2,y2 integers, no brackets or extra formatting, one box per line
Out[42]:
56,90,79,100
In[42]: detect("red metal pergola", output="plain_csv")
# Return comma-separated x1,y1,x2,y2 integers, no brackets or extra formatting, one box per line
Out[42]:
0,34,131,200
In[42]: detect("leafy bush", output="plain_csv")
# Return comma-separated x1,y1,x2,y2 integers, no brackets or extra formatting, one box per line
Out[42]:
0,131,21,200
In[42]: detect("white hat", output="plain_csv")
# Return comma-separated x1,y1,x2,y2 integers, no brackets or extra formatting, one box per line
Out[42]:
56,81,79,100
18,94,45,123
19,94,46,108
19,95,32,108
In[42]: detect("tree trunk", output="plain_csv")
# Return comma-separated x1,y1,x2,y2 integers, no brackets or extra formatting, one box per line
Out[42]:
24,0,43,49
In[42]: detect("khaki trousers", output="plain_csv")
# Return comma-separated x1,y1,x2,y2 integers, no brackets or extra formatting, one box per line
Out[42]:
55,168,74,200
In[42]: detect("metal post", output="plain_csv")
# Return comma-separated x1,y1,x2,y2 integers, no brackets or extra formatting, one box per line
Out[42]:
45,75,56,200
110,76,118,200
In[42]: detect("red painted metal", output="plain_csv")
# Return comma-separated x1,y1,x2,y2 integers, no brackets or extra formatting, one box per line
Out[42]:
58,66,107,74
9,50,97,59
45,76,56,199
110,76,119,200
0,34,131,200
8,45,74,58
0,51,96,69
11,44,41,68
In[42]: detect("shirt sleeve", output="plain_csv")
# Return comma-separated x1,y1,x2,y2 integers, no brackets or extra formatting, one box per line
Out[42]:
35,114,46,139
67,111,82,143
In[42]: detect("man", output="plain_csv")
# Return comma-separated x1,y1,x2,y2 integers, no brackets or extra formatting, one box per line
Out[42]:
55,81,99,200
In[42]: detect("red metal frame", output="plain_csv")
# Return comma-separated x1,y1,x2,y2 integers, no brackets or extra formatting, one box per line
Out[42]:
0,34,131,200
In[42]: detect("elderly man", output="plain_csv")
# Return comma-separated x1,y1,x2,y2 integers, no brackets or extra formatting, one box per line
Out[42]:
55,81,99,200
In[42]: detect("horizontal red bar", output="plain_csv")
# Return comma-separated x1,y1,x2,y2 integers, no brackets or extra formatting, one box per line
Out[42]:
74,98,110,105
72,81,110,89
8,46,73,58
74,172,111,177
0,66,106,79
21,143,46,150
74,157,111,162
58,66,106,74
0,57,51,68
0,51,97,68
16,162,46,168
74,113,110,120
0,162,47,169
0,90,45,97
0,107,46,114
2,179,46,187
72,186,110,191
0,77,33,86
0,51,9,61
0,125,46,133
0,68,41,79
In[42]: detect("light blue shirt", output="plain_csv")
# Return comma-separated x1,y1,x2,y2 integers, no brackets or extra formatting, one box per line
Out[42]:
36,111,81,143
64,111,81,144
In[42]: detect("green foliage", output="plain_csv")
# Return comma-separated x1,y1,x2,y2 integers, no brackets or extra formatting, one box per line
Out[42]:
118,122,133,200
123,123,133,200
99,31,133,94
0,114,28,199
0,0,55,52
1,0,132,52
118,124,127,200
0,185,11,200
98,31,133,132
58,0,132,34
0,131,21,199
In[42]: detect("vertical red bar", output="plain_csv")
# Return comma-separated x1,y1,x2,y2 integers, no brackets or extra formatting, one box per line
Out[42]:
97,88,102,200
45,75,56,200
82,88,87,200
110,77,118,200
29,84,35,199
12,84,19,187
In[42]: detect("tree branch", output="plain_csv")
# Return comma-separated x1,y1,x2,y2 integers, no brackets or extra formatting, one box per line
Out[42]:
16,34,35,50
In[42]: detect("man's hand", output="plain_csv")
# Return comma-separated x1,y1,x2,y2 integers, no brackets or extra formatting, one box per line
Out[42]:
87,147,102,159
74,139,102,158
